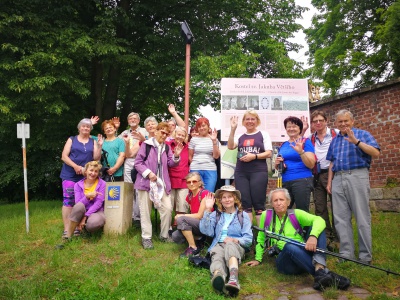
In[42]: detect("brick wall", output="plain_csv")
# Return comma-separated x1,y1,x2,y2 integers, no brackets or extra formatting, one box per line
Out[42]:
309,78,400,187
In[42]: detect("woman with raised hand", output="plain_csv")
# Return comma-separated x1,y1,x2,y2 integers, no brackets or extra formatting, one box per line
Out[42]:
200,185,253,296
63,161,106,240
100,120,125,181
60,118,103,238
275,116,315,212
172,172,210,257
227,111,273,224
189,117,220,192
246,188,350,291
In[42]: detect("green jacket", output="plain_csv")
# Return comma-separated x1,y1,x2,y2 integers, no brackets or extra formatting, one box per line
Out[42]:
255,209,326,262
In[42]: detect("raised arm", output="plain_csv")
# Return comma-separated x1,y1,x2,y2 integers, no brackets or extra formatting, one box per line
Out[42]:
168,104,186,127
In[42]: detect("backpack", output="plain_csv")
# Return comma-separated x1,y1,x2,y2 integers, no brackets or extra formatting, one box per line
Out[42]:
264,208,304,238
310,129,337,175
215,210,249,252
131,143,169,182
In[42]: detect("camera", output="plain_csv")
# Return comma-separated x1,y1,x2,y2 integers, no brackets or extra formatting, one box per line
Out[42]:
267,245,280,257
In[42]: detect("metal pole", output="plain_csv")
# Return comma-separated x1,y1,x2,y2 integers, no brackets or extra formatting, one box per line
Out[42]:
184,43,191,132
21,121,29,233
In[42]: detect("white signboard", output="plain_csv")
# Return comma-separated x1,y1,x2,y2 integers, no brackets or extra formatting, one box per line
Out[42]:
220,78,310,142
17,123,30,139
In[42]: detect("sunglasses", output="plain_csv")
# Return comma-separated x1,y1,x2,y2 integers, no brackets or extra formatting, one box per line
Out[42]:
186,180,199,184
159,131,169,136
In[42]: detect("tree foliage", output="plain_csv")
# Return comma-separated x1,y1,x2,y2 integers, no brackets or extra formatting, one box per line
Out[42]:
305,0,400,96
0,0,305,201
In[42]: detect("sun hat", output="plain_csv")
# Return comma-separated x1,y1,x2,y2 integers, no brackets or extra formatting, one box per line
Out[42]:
214,185,241,200
149,177,164,208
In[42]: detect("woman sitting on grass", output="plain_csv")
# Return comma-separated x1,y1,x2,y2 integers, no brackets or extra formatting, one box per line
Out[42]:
246,188,350,291
200,185,253,296
63,161,106,240
172,172,210,257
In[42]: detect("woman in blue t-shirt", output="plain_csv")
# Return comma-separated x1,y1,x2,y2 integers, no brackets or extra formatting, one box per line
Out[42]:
275,116,315,212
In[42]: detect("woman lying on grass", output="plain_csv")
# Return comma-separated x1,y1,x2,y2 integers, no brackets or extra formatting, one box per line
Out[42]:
63,161,106,241
200,185,253,297
246,188,350,291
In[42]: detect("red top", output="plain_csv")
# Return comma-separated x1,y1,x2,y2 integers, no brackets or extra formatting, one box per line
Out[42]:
166,140,190,189
186,189,210,213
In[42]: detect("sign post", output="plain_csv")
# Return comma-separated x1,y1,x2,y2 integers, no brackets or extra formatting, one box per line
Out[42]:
17,121,30,233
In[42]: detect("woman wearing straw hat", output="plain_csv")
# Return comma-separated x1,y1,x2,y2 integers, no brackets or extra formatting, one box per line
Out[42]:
199,185,253,296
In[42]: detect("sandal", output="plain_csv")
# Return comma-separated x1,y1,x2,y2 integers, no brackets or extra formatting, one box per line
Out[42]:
62,230,68,238
73,229,81,237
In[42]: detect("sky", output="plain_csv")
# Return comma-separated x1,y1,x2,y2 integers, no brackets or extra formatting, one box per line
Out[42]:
198,0,317,130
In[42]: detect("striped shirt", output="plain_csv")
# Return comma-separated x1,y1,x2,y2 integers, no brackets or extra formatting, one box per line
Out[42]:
326,128,380,172
189,136,219,170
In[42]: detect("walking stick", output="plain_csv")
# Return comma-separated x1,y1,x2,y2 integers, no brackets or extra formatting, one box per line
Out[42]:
253,226,400,276
277,154,283,188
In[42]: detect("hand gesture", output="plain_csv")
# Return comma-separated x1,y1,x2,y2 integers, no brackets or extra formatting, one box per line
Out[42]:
204,192,215,210
343,127,357,144
301,116,309,135
97,134,104,147
230,116,239,130
209,128,218,143
85,191,97,200
91,116,100,125
111,117,120,129
148,172,157,182
173,142,183,157
132,131,145,142
240,152,256,162
290,138,304,154
168,104,176,114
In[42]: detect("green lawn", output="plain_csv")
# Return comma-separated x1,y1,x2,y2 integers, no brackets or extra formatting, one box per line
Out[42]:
0,201,399,300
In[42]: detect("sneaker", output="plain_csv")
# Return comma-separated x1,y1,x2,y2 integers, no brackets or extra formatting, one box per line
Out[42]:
142,238,154,250
211,271,226,294
313,269,333,291
159,235,174,243
180,246,200,258
225,275,241,295
328,271,351,290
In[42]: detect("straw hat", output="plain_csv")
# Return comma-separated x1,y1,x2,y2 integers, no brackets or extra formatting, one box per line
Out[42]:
214,185,241,200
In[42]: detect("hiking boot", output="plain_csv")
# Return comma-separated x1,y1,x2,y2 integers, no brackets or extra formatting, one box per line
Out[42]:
328,271,351,290
180,246,200,258
225,275,241,295
195,236,206,251
159,235,174,243
313,268,333,291
142,238,154,250
211,271,226,294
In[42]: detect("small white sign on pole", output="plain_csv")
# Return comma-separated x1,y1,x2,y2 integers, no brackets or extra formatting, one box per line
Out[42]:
17,121,30,233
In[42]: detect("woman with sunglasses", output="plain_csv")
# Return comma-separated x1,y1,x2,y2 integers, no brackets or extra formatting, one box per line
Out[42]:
172,172,211,257
134,122,183,249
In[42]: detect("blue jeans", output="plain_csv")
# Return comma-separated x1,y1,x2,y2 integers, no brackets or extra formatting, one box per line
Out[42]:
275,229,327,276
191,170,217,192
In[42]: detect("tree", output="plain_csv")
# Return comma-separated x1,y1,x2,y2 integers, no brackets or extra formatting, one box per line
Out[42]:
0,0,306,201
305,0,400,96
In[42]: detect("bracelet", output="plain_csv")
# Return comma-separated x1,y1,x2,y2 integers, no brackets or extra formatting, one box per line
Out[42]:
255,154,258,159
356,140,361,146
299,151,305,156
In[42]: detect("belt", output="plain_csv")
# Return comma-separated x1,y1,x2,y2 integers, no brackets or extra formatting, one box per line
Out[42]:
335,170,352,175
319,169,329,174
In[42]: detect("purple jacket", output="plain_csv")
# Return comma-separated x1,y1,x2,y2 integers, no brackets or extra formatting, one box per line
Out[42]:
74,178,106,217
134,138,180,194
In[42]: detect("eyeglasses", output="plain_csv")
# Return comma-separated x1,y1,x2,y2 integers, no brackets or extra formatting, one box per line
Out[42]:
312,119,326,124
159,131,169,136
186,180,199,184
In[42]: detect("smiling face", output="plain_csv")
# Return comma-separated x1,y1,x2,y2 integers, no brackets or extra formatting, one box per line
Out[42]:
167,121,176,134
220,192,235,211
78,123,91,136
335,113,354,134
174,128,187,143
155,127,169,144
145,121,157,135
128,114,140,129
242,112,259,132
103,123,116,137
197,122,210,137
186,174,202,193
285,121,301,139
270,191,290,217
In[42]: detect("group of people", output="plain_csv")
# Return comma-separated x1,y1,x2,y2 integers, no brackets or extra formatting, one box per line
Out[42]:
59,106,380,296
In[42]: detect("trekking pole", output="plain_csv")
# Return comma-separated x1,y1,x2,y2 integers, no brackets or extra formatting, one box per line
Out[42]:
253,226,400,276
277,154,283,188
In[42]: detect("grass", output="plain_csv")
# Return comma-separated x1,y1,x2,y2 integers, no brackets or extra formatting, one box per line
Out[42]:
0,201,399,300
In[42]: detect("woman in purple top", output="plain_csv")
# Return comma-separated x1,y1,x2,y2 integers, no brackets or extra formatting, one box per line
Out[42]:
60,118,103,238
63,161,106,240
227,111,273,224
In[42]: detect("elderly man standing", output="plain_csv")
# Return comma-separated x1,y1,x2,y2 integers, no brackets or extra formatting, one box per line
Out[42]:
119,112,148,227
326,109,380,264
